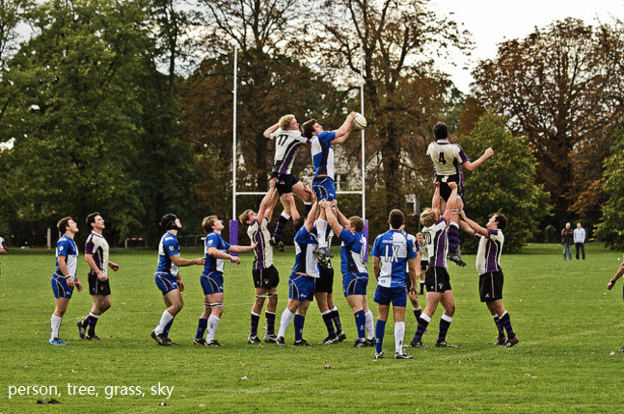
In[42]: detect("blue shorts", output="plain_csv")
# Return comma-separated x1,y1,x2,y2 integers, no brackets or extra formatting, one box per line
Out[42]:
155,273,179,295
373,285,407,307
51,274,73,299
312,177,336,201
201,272,224,295
343,273,368,296
289,274,316,302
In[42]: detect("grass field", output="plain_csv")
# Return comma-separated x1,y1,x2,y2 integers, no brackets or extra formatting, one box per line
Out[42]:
1,242,623,413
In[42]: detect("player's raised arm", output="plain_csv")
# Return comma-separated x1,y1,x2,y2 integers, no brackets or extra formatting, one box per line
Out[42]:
463,147,494,172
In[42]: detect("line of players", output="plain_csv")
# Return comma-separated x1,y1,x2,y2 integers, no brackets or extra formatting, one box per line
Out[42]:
48,116,519,357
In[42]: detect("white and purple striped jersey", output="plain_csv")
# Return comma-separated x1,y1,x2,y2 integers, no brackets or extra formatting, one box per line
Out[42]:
291,225,320,278
422,218,449,269
85,232,110,277
371,230,417,288
476,229,504,275
204,232,231,274
426,141,469,179
311,131,336,179
156,232,180,276
56,235,79,280
269,128,308,175
247,217,274,270
338,229,368,277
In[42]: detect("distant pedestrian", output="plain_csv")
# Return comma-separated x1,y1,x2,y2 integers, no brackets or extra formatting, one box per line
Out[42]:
561,223,573,260
574,222,586,260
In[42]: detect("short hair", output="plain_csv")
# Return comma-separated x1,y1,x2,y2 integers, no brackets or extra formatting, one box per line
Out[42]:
57,217,73,234
302,119,317,139
86,212,100,228
160,213,179,230
495,213,508,231
279,114,295,130
388,209,405,229
349,216,365,232
202,215,218,234
433,122,448,140
420,208,436,228
239,209,253,225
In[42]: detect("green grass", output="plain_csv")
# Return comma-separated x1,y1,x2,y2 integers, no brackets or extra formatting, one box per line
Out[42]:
1,242,624,413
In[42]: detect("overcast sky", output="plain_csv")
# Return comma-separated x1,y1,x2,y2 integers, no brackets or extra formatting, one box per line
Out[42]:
431,0,624,93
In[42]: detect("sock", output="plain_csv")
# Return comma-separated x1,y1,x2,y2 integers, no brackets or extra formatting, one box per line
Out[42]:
330,306,343,332
365,310,375,340
419,281,425,294
414,313,431,341
375,320,386,354
195,318,208,340
492,314,505,338
448,222,460,253
265,311,276,335
163,319,174,338
51,314,62,340
437,314,452,343
278,308,294,338
155,310,174,335
273,212,290,241
322,311,336,337
250,312,260,336
294,314,305,341
87,312,100,335
316,219,328,248
413,306,422,321
354,310,366,340
500,311,516,339
205,314,220,342
395,321,405,354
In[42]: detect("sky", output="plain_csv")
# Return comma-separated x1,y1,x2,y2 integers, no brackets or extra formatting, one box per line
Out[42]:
431,0,624,93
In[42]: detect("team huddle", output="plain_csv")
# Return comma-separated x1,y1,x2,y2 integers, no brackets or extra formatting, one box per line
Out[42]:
48,115,519,358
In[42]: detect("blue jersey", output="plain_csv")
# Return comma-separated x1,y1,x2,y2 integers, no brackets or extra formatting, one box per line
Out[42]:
156,232,181,276
204,232,231,274
55,235,79,280
291,225,320,278
338,229,368,277
371,230,417,288
311,131,335,179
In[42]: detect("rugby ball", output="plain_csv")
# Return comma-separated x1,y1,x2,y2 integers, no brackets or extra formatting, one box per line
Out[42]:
352,113,367,131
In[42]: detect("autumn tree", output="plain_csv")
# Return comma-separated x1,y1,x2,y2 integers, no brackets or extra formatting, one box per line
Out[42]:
472,18,624,227
310,0,472,215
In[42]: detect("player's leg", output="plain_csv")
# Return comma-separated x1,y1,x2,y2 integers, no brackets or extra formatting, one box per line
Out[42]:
436,290,456,347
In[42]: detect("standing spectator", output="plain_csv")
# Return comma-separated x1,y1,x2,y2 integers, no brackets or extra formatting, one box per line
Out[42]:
574,222,586,260
561,223,574,260
0,235,7,278
77,213,120,341
50,217,83,345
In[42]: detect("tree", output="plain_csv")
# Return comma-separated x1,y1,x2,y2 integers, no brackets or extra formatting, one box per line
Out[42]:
472,18,624,227
461,112,550,253
310,0,472,215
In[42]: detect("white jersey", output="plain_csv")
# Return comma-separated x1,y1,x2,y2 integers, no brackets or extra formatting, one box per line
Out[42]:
269,128,308,175
247,217,274,270
85,232,110,277
476,229,504,275
426,141,468,178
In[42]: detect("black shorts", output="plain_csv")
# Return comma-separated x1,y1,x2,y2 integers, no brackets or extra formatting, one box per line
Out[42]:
315,265,334,293
253,265,280,290
270,172,299,195
436,174,465,201
88,272,111,296
425,267,452,293
479,271,503,302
